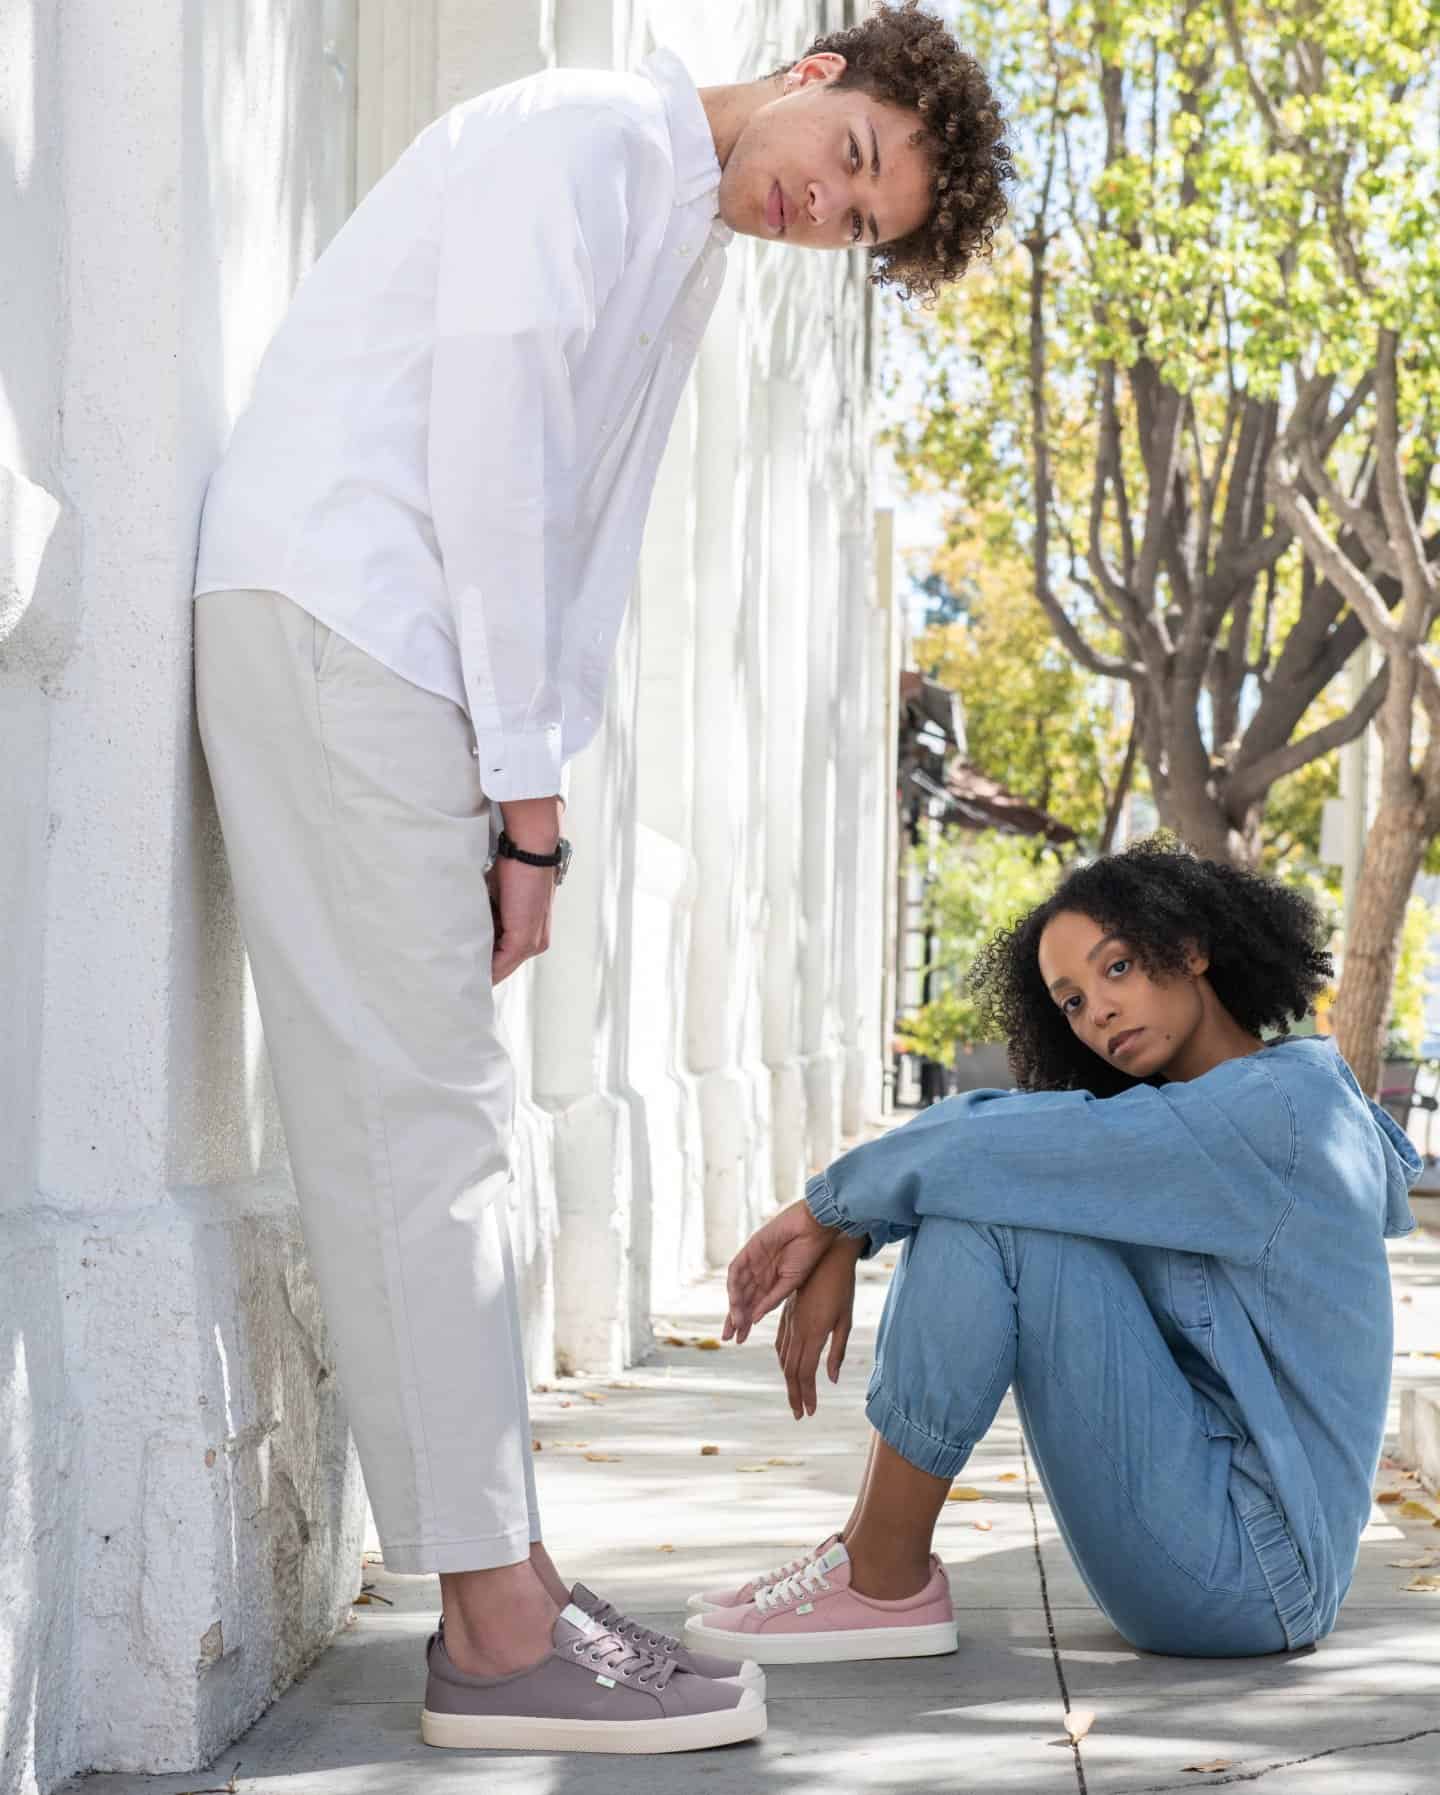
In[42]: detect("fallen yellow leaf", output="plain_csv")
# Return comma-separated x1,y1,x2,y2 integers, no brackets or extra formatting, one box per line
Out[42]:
581,1392,607,1404
1064,1709,1095,1742
700,1445,720,1456
737,1464,768,1473
1183,1761,1233,1773
583,1452,622,1463
657,1544,675,1553
1389,1553,1440,1568
1375,1490,1405,1504
766,1457,805,1466
997,1472,1019,1482
662,1335,687,1346
531,1439,542,1453
1398,1500,1439,1520
1404,1573,1440,1592
947,1486,984,1502
694,1338,722,1351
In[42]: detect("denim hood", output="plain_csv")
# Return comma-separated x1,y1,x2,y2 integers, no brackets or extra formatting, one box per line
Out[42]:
1328,1046,1424,1237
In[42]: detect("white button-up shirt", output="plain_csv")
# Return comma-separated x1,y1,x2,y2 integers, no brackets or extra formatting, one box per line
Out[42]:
194,48,730,800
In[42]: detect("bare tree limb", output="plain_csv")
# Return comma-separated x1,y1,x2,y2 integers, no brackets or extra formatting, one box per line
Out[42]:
1226,665,1389,810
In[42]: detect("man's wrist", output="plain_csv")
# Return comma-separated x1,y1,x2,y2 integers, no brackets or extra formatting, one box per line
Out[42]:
500,794,562,853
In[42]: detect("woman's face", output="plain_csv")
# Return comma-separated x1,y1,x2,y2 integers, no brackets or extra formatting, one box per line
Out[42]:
1036,909,1207,1081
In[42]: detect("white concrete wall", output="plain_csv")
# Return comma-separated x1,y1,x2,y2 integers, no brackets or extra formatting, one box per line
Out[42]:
1,0,895,1785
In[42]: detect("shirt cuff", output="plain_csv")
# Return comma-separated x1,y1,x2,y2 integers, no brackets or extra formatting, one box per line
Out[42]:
473,725,564,802
805,1169,905,1261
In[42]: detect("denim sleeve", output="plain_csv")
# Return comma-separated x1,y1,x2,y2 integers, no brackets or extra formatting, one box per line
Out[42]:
805,1074,1296,1266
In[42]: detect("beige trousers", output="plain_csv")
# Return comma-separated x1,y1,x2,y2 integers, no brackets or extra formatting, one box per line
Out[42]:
195,587,540,1573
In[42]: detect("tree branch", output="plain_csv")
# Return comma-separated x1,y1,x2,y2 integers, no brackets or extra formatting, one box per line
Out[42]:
1226,665,1389,811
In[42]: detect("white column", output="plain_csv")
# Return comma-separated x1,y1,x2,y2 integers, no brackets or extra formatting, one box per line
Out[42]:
760,370,812,1208
2,2,366,1781
631,389,708,1299
687,295,769,1260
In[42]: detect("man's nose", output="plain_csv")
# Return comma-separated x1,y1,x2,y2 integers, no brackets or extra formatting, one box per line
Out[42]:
805,180,829,227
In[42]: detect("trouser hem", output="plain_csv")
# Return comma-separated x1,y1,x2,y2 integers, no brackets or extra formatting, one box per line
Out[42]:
380,1525,535,1575
1235,1497,1320,1651
867,1388,977,1480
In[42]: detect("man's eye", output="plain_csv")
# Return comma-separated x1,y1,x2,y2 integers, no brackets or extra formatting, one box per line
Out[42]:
1108,958,1130,978
1061,994,1081,1015
849,132,861,170
851,211,863,243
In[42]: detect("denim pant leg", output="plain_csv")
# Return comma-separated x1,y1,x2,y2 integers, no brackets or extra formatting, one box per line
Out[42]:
866,1216,1305,1658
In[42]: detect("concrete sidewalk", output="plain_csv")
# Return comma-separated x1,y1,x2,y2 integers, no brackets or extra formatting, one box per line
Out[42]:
64,1221,1440,1795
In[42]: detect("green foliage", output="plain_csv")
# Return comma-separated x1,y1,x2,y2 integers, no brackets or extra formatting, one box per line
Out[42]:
913,518,1139,847
880,0,1440,850
1386,892,1439,1059
896,828,1066,1058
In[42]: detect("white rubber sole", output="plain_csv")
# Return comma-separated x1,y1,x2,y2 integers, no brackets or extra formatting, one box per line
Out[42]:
420,1685,765,1754
683,1615,959,1665
724,1661,766,1695
687,1592,730,1614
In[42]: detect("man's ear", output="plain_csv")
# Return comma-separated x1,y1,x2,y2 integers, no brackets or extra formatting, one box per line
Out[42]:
783,51,847,93
1183,938,1210,978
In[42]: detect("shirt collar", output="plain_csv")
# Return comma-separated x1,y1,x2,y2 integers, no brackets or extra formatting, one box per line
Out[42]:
642,45,733,242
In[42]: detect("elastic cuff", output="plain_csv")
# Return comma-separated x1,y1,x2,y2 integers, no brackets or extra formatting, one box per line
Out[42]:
807,1171,893,1260
806,1171,858,1239
866,1388,978,1481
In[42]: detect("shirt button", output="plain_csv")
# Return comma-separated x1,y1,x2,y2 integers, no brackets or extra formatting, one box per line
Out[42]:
677,244,692,257
639,331,652,345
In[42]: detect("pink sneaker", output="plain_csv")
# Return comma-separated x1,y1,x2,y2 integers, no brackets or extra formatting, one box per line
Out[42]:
685,1533,842,1615
681,1540,957,1664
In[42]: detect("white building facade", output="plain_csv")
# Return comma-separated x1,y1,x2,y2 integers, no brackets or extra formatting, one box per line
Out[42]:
0,2,898,1786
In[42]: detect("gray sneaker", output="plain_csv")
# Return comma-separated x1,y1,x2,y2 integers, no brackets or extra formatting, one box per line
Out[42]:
569,1582,766,1694
420,1603,767,1753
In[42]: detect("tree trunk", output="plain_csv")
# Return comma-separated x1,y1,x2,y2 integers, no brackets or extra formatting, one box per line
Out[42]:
1332,795,1427,1095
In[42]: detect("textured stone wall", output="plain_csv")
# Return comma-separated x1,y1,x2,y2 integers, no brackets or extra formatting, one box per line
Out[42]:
0,0,895,1785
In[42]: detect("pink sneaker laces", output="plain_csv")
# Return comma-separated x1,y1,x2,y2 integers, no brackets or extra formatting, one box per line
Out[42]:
753,1559,834,1614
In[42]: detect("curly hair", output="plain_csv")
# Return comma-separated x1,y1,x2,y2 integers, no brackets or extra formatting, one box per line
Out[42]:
967,838,1335,1098
773,1,1014,305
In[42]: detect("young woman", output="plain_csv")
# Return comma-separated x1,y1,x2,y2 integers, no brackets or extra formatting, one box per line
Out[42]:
685,840,1420,1664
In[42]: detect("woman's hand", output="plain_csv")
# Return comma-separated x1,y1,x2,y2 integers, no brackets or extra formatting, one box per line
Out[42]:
776,1234,865,1419
723,1198,840,1343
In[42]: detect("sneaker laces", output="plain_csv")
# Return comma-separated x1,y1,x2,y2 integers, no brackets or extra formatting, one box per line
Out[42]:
588,1599,680,1657
569,1624,677,1691
747,1548,813,1594
754,1559,832,1613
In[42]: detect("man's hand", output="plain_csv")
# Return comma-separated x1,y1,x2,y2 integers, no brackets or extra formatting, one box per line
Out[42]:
723,1198,840,1344
490,794,562,985
776,1234,864,1419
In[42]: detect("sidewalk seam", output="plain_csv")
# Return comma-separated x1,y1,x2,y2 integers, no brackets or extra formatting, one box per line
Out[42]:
1021,1432,1089,1795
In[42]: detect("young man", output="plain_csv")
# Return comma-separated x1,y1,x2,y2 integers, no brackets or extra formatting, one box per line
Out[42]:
193,1,1009,1757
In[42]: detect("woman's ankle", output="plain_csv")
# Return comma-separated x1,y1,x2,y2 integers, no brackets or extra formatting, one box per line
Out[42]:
844,1535,934,1602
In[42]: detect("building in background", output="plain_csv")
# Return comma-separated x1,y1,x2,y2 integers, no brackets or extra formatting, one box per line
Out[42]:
0,2,896,1785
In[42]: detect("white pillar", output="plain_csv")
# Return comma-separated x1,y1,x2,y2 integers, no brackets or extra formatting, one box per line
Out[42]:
687,295,769,1262
2,3,366,1781
761,371,812,1208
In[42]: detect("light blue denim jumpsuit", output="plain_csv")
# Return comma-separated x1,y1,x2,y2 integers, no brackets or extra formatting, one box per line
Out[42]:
805,1037,1420,1656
